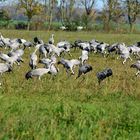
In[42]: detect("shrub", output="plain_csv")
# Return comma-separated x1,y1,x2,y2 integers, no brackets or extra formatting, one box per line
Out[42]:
15,22,27,30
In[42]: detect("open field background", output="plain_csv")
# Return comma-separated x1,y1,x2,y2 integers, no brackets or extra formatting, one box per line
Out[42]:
0,30,140,139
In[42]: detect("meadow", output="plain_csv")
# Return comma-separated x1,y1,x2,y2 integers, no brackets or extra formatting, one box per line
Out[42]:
0,30,140,140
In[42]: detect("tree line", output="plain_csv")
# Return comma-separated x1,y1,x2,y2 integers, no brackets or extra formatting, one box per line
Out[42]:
0,0,140,32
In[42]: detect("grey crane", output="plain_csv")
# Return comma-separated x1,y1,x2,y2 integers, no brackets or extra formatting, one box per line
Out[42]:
39,45,47,58
39,58,58,76
76,64,92,79
0,63,12,74
25,68,50,80
57,41,72,56
25,62,54,80
29,52,38,69
130,61,140,76
79,48,89,65
8,49,24,57
23,41,33,50
48,63,59,76
39,55,57,68
0,52,23,65
0,52,10,62
58,58,80,76
49,34,54,44
34,37,44,45
96,68,113,84
39,58,52,68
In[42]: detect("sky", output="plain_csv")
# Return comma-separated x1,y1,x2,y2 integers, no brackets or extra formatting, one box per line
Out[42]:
96,0,104,9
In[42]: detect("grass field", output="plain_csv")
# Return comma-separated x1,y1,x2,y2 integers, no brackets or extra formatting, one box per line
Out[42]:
0,30,140,140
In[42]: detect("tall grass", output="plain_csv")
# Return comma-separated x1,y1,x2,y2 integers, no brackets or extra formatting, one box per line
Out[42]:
0,30,140,139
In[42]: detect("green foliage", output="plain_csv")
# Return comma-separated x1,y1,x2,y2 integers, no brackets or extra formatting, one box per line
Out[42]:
0,9,11,21
44,22,61,30
0,9,11,28
63,20,77,31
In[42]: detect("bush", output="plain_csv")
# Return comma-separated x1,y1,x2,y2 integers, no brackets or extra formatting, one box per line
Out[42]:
44,22,61,31
15,22,27,30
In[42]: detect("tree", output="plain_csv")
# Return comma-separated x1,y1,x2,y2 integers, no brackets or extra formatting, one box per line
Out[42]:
0,9,11,28
125,0,140,32
18,0,43,30
81,0,95,16
48,0,58,30
79,0,96,28
101,0,123,31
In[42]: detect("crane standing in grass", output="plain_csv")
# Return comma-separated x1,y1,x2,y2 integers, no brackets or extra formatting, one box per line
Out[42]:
49,34,54,44
29,48,38,69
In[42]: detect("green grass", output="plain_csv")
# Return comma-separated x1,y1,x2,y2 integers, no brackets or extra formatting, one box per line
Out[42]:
0,30,140,140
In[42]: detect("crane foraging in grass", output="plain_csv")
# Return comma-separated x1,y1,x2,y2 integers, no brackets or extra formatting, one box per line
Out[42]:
25,62,56,80
34,37,44,45
0,63,12,74
0,52,23,66
79,47,89,64
76,64,92,79
130,61,140,76
49,44,66,56
58,58,80,76
116,43,132,64
25,68,50,80
23,41,33,50
0,32,11,47
39,58,52,68
56,41,72,56
0,63,13,85
39,57,59,76
0,52,10,62
8,49,24,58
39,54,57,66
96,68,113,84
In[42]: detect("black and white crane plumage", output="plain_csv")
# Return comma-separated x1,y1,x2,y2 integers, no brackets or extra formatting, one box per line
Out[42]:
96,68,113,84
39,57,59,76
0,52,23,65
0,63,12,74
136,42,140,47
8,49,24,57
76,64,92,78
48,63,59,76
34,37,44,45
57,41,72,56
23,41,33,50
49,34,54,44
50,44,66,56
0,52,10,62
25,68,50,80
25,62,55,80
130,61,140,76
58,58,80,75
39,45,47,58
79,48,89,64
39,58,52,68
29,52,38,69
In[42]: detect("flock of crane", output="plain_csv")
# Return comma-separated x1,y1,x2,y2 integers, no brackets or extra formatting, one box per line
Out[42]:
0,32,140,85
